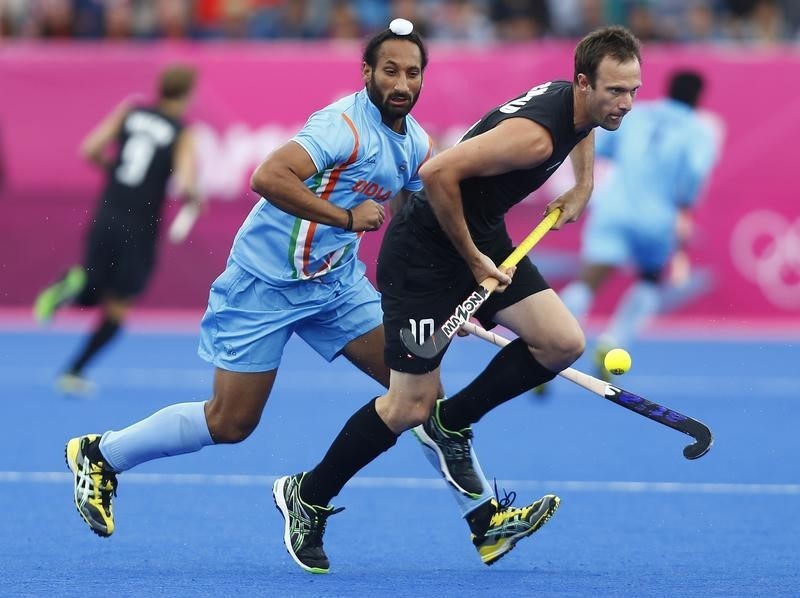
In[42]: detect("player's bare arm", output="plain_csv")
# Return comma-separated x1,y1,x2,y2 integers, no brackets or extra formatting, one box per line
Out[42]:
172,127,201,206
419,117,553,286
250,141,384,232
668,207,694,285
79,100,131,170
546,131,595,229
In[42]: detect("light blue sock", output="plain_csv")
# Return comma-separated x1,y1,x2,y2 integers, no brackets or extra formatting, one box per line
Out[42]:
560,281,593,321
604,281,661,348
99,401,214,472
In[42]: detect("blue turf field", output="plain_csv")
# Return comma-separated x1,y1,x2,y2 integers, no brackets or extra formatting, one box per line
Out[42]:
1,325,798,597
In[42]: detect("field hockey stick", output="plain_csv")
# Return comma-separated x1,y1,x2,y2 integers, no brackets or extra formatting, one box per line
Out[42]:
460,321,714,460
400,208,561,360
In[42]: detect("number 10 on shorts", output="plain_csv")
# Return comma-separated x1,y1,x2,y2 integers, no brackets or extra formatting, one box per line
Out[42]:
407,318,435,344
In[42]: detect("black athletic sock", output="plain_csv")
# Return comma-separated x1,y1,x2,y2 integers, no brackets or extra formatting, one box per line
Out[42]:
67,318,121,375
300,397,398,507
439,338,556,430
467,499,497,536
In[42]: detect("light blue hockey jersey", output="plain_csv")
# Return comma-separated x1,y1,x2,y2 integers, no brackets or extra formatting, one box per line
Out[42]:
592,98,719,232
230,89,433,283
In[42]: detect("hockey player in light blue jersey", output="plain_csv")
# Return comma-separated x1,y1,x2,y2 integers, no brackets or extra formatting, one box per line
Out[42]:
64,19,545,575
560,70,720,380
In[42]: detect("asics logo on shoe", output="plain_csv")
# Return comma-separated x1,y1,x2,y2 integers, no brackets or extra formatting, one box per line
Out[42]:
412,400,484,498
273,474,344,574
474,494,560,566
65,435,118,537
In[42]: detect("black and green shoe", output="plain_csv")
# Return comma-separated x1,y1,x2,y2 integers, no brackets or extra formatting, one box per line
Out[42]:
412,399,484,498
34,266,86,323
272,473,344,574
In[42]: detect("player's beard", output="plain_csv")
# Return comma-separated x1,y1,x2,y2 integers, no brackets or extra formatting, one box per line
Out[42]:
593,107,624,131
367,75,419,127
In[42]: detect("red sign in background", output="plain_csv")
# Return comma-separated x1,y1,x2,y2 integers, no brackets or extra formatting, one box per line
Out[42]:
1,42,798,332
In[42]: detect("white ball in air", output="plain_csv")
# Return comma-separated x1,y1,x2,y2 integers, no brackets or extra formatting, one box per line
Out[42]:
389,18,414,35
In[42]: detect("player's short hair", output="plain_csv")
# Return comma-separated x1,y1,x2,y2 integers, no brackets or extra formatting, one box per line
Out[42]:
159,65,196,101
668,70,704,107
574,26,641,85
363,24,428,71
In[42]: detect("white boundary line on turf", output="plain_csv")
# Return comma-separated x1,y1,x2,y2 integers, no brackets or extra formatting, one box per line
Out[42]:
3,471,800,495
1,365,798,397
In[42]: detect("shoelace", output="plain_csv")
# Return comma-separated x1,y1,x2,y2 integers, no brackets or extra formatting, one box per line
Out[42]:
493,479,517,510
434,416,473,462
306,506,345,547
99,470,118,512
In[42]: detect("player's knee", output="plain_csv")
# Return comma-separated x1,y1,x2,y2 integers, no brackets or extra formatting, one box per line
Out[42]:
381,388,437,430
542,328,585,370
562,327,585,364
211,417,258,444
205,402,260,444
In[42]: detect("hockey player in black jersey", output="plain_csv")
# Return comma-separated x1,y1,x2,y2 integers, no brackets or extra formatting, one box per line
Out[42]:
34,65,200,396
275,26,642,570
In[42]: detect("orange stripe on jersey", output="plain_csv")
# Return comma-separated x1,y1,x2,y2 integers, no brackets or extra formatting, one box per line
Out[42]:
301,113,360,278
319,114,359,201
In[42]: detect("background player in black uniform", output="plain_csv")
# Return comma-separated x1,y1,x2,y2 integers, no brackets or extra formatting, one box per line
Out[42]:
34,65,200,396
274,26,642,568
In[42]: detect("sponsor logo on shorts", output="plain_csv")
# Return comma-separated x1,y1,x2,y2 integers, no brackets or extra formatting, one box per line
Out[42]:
442,289,488,338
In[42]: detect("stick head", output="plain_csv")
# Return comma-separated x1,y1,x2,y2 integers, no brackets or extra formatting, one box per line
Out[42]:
400,327,446,359
682,423,714,460
604,386,714,461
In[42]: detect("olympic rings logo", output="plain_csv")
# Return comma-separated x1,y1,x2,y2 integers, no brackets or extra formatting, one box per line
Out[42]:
730,210,800,310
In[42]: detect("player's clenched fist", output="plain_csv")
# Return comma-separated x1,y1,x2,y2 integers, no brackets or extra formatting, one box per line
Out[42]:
351,199,386,231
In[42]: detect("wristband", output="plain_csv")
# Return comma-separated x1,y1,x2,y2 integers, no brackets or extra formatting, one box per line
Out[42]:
345,208,353,231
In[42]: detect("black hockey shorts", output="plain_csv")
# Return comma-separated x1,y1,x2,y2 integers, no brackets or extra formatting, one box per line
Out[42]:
378,215,549,375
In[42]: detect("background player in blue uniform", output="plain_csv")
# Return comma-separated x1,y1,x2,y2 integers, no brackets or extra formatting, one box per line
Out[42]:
275,26,643,571
34,65,200,396
63,20,540,574
559,70,719,379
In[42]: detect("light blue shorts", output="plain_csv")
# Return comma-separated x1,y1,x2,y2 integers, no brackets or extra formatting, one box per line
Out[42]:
198,261,382,372
582,211,675,275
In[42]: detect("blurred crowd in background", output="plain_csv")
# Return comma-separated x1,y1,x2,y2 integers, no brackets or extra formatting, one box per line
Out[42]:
1,0,799,44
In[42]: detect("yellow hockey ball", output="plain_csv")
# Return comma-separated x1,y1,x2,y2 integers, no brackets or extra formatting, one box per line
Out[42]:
604,348,632,375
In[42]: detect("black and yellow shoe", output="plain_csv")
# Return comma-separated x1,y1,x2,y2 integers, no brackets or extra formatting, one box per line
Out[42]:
473,493,560,565
64,434,117,537
272,473,344,574
33,266,86,324
412,399,484,498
